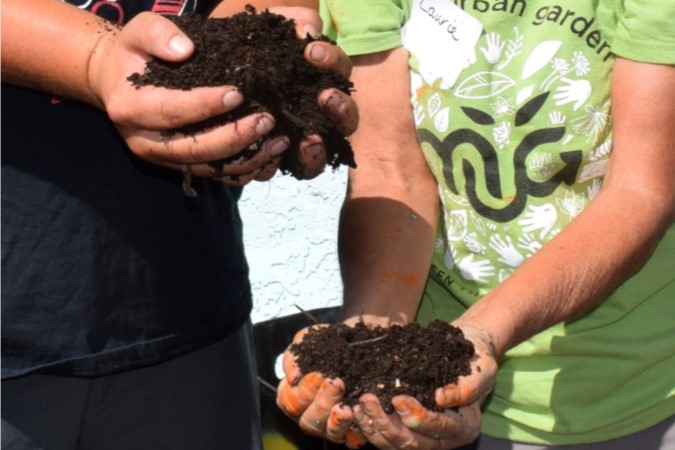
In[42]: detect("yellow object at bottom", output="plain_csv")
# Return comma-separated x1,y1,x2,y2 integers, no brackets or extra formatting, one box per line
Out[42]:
262,432,299,450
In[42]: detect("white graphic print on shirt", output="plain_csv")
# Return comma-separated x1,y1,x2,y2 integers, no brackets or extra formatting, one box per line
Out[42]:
404,1,613,293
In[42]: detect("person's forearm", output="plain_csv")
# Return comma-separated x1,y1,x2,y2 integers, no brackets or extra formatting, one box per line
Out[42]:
1,0,115,106
455,58,675,359
339,47,440,326
456,182,671,359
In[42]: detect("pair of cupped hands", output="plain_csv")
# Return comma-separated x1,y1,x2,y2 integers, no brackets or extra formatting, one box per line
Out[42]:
276,322,499,450
90,7,357,185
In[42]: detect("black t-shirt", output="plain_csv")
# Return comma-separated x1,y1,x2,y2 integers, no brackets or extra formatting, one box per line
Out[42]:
1,0,252,378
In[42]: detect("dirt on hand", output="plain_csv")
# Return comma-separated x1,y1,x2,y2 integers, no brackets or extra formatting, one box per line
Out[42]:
129,5,355,179
290,320,475,413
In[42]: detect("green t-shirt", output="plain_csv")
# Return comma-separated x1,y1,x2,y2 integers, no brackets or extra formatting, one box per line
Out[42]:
322,0,675,445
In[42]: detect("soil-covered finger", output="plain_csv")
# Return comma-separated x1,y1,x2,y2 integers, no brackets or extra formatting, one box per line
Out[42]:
392,396,464,440
109,85,243,130
282,349,302,385
206,136,288,177
394,397,482,446
344,425,368,449
352,403,397,450
298,378,346,436
277,378,304,417
319,88,359,136
360,396,455,450
276,373,325,418
124,113,275,166
324,403,354,444
215,170,261,187
297,135,327,179
305,41,353,79
254,157,281,181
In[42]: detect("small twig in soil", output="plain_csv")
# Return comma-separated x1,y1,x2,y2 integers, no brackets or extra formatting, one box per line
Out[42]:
294,304,320,325
281,108,306,128
257,375,278,393
348,334,388,347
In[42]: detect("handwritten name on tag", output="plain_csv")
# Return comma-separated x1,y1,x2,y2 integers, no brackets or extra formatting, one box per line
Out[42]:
402,0,483,88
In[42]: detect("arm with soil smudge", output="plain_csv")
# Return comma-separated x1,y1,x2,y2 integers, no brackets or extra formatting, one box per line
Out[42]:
338,47,440,328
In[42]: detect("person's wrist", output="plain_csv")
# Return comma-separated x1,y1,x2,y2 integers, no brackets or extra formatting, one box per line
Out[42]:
85,24,118,110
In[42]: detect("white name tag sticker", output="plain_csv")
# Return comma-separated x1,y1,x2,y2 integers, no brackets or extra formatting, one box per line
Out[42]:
402,0,483,88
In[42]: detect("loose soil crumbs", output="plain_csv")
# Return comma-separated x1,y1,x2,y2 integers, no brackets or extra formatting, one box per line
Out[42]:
290,320,475,413
129,6,355,179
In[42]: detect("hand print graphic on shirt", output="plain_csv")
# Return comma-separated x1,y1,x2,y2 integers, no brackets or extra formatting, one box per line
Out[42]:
517,234,543,257
489,234,525,267
444,246,495,284
554,78,592,111
518,203,558,239
480,32,505,64
587,178,602,201
457,253,496,283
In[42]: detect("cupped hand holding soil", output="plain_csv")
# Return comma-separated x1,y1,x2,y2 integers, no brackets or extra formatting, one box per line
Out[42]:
288,320,475,413
129,6,356,180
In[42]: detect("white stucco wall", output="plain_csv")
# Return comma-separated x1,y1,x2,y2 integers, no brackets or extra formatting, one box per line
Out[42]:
239,167,347,324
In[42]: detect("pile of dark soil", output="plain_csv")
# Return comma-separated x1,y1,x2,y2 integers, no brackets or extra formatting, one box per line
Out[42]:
129,6,355,178
290,320,475,413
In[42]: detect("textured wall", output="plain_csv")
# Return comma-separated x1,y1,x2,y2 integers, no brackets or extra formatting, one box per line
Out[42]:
239,167,348,323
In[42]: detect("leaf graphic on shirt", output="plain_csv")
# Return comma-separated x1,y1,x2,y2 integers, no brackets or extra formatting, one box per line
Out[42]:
521,41,562,80
447,210,468,242
427,93,442,118
578,160,608,183
589,140,612,162
434,108,450,132
461,106,495,125
455,72,515,99
515,92,550,126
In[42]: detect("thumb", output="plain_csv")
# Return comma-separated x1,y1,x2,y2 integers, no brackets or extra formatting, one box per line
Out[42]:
124,12,194,61
87,12,195,109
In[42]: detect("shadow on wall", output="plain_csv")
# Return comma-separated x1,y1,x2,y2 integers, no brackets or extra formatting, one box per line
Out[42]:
254,306,378,450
